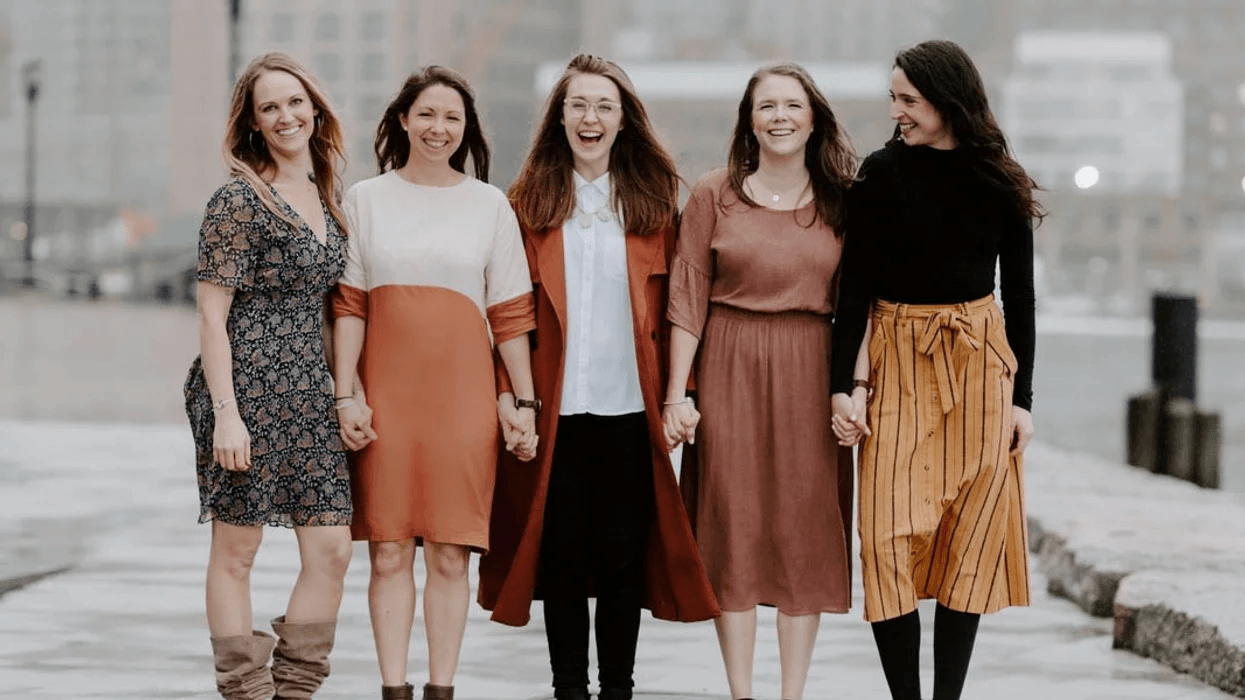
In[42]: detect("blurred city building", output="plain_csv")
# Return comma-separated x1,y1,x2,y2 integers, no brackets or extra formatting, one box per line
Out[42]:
1003,31,1183,195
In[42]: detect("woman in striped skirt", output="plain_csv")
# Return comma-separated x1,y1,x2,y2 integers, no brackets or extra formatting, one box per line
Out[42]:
830,40,1042,700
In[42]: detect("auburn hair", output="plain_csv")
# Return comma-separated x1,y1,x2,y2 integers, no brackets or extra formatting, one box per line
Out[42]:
509,53,679,236
725,61,857,235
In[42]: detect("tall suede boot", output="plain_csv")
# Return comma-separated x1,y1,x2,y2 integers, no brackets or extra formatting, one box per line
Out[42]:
271,615,336,698
382,682,415,699
210,631,276,700
421,683,454,700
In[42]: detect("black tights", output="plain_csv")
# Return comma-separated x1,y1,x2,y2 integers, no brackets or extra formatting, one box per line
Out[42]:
870,604,981,700
540,413,654,697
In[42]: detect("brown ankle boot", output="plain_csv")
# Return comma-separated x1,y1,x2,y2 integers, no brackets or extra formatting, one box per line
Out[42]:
210,631,275,699
422,683,454,700
382,683,414,699
270,615,336,698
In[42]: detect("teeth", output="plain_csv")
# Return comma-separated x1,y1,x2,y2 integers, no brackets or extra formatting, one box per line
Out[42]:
425,140,448,148
277,126,299,136
580,132,602,138
770,129,794,136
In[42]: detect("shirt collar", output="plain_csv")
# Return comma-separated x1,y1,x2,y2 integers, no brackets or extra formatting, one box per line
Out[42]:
572,170,610,198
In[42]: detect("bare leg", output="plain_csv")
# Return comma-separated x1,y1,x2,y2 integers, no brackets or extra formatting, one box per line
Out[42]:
205,521,264,637
368,539,417,686
714,608,757,699
286,525,352,622
423,541,471,686
777,611,821,700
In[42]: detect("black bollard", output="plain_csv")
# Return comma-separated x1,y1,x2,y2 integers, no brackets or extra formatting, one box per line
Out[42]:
1150,293,1198,476
1151,293,1197,401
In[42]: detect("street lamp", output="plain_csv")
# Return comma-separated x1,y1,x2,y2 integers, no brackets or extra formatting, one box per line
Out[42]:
228,0,242,82
21,59,41,289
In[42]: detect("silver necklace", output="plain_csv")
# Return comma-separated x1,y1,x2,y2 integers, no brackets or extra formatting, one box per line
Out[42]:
752,174,809,203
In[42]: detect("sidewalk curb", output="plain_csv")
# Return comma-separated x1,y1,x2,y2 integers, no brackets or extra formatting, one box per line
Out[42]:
1025,444,1245,698
0,566,71,599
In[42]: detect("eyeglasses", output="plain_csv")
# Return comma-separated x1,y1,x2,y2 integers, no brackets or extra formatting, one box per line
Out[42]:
563,98,621,119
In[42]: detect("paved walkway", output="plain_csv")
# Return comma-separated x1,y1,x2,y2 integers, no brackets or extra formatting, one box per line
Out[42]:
0,421,1235,699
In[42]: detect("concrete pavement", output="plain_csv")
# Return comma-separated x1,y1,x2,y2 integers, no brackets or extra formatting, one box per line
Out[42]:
0,420,1238,699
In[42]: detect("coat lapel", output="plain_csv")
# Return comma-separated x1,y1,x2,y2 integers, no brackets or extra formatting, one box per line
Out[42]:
625,228,665,328
529,225,568,338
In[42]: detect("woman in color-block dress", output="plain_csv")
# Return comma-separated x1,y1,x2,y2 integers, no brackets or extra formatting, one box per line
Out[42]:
330,66,538,700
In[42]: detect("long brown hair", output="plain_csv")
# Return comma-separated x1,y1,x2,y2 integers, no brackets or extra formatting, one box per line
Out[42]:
509,53,679,236
222,52,347,232
892,40,1045,222
373,65,490,181
726,62,857,235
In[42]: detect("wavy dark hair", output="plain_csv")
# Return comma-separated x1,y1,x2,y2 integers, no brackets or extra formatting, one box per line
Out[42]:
223,52,347,233
508,53,679,236
374,65,490,181
892,39,1045,221
726,62,857,235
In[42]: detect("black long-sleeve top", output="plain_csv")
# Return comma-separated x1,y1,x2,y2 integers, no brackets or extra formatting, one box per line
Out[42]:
829,141,1035,410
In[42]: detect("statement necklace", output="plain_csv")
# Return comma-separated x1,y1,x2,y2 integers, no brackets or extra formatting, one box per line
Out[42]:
575,201,614,228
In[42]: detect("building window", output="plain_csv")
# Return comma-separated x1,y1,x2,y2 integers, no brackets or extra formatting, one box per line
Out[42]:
314,54,341,82
270,13,295,41
315,13,340,41
361,54,385,82
362,12,386,41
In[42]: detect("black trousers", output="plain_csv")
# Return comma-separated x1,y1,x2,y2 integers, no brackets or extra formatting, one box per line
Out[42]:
539,412,655,693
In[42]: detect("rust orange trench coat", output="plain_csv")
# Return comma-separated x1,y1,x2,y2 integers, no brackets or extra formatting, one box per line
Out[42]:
477,218,721,627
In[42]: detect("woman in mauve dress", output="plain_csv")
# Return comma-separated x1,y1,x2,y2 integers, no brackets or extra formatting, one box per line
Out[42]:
662,62,861,700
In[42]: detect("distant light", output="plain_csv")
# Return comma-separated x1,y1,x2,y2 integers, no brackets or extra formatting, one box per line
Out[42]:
1074,165,1100,190
1240,176,1245,195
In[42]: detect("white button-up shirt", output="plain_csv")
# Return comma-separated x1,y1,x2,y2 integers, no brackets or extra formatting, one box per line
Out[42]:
559,171,645,416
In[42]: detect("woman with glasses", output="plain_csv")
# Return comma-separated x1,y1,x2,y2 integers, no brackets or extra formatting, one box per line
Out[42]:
663,62,859,700
478,53,719,700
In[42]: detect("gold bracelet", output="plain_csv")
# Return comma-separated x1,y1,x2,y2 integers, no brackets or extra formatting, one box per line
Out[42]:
662,397,694,406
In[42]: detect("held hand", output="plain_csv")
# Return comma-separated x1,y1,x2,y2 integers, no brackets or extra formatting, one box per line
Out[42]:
1010,406,1035,456
662,400,700,451
512,407,539,462
831,390,870,447
497,393,526,453
337,400,377,451
212,407,252,472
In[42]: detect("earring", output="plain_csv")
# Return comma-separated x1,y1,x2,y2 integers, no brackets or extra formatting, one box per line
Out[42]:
249,130,265,154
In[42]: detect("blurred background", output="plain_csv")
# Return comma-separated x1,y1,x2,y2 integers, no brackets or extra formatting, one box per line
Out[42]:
0,0,1240,487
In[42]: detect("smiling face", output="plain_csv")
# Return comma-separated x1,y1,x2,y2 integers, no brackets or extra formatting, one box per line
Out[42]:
251,69,317,158
561,73,623,180
749,73,814,162
400,83,466,168
890,67,955,150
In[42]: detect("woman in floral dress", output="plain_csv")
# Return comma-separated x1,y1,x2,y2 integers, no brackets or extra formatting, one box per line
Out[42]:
184,52,353,700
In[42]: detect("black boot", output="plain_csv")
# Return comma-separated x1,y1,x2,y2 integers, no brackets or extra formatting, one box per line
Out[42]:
932,604,980,700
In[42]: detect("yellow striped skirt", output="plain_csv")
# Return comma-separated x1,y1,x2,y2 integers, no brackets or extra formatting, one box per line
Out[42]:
858,294,1030,622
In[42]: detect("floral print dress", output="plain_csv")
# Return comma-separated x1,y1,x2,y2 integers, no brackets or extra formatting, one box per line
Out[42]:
184,177,352,527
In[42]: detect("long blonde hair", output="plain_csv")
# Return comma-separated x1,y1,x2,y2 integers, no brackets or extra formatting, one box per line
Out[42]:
222,52,348,232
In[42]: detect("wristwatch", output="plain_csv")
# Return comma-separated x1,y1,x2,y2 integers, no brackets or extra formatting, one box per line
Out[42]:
514,396,542,415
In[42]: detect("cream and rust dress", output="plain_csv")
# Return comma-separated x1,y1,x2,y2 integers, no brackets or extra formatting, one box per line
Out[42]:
332,171,535,548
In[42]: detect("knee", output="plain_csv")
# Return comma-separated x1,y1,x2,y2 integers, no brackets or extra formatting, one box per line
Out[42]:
425,545,469,583
369,540,415,580
211,529,263,580
306,536,353,581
